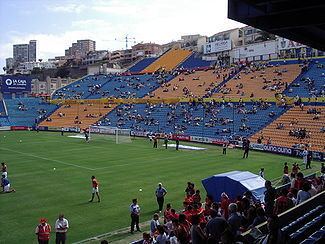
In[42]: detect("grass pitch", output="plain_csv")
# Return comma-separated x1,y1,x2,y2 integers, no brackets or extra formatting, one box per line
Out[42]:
0,131,318,243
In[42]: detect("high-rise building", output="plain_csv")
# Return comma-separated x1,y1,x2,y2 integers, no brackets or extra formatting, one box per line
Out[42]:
28,40,37,62
13,40,37,65
13,44,29,64
65,39,96,59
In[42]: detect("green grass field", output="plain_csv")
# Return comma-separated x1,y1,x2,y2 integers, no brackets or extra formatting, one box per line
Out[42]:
0,131,319,243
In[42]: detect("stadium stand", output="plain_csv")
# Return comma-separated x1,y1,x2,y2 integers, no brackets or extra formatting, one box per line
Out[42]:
128,57,158,73
100,101,286,140
53,74,174,100
177,52,213,70
250,105,325,152
86,74,174,99
0,117,10,126
5,97,58,127
39,103,117,129
284,59,325,97
52,75,111,100
142,49,192,73
146,69,231,98
212,63,301,99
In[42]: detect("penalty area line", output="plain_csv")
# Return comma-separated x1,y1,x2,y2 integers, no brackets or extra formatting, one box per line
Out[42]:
0,147,95,171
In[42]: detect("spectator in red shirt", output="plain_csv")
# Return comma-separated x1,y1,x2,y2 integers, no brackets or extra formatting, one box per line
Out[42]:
192,189,201,204
294,172,305,190
274,188,293,215
163,203,172,224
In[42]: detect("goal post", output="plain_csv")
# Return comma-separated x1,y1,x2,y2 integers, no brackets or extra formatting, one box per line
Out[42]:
89,125,132,144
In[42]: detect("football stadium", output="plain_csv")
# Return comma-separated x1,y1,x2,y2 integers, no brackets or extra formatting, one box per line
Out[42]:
1,1,325,244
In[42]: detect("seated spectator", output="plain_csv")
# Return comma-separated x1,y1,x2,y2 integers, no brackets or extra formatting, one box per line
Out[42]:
248,207,266,229
273,188,293,215
228,203,242,236
190,215,207,244
155,225,167,244
296,182,311,205
150,213,160,237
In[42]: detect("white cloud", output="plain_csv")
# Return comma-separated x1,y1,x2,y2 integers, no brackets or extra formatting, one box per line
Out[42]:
47,3,86,13
0,0,245,73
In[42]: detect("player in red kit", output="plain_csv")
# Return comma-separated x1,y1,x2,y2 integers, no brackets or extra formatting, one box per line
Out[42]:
89,176,100,202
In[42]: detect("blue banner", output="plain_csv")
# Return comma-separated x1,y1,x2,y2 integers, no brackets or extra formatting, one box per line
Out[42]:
1,75,31,93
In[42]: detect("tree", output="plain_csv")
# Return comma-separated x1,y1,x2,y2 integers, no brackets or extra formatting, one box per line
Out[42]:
56,67,70,78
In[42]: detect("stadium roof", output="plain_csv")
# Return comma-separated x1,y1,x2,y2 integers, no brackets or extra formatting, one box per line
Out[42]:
228,0,325,51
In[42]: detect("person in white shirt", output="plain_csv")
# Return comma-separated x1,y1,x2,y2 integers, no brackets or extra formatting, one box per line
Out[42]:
130,198,141,234
55,214,69,244
150,213,160,236
259,168,265,179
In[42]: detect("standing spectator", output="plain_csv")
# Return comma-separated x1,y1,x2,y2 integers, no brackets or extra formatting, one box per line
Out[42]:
242,138,250,158
306,151,312,169
61,127,64,136
192,190,201,204
321,163,325,177
190,215,207,244
176,138,180,151
35,218,51,244
283,162,288,175
163,203,172,224
273,188,293,215
1,162,7,178
292,163,300,175
222,142,227,155
302,148,308,166
259,168,265,179
153,136,158,148
155,183,167,212
130,198,141,234
55,214,69,244
89,176,100,202
185,182,195,197
164,135,168,149
220,192,230,220
264,180,276,216
1,175,15,193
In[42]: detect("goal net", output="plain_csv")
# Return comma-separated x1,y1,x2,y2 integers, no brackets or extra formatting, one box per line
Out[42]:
89,126,132,144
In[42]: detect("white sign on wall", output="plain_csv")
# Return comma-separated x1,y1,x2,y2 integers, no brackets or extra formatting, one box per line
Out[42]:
233,40,277,59
204,40,231,54
277,37,306,50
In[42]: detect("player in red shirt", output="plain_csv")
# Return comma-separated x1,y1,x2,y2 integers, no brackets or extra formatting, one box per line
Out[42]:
89,176,100,202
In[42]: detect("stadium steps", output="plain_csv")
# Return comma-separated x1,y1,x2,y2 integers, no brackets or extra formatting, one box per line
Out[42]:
142,48,192,73
39,103,117,129
250,105,325,152
145,69,230,99
212,64,301,99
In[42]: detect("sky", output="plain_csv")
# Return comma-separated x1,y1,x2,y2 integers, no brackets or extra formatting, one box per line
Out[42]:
0,0,245,73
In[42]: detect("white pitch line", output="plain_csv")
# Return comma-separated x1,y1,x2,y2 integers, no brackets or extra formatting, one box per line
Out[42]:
0,147,95,171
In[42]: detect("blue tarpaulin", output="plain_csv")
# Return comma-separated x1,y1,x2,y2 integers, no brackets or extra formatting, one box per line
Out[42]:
202,171,266,202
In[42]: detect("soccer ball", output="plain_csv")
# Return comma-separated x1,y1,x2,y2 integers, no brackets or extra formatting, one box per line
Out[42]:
139,188,142,192
53,168,56,171
19,140,22,143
